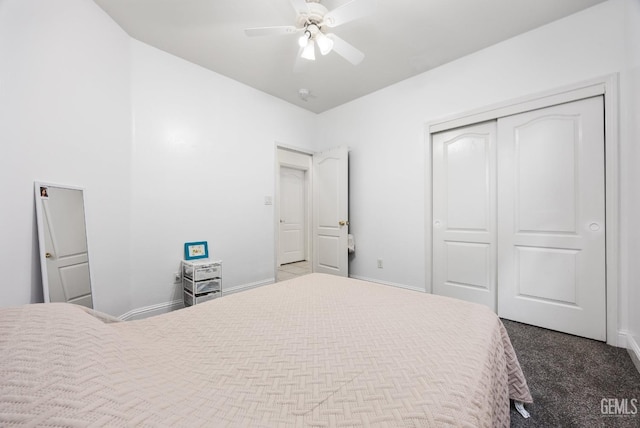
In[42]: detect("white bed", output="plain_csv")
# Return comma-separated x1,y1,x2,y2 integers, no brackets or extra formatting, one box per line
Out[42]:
0,273,531,427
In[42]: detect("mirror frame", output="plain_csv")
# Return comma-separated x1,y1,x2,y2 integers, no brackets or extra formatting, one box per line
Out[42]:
34,181,95,306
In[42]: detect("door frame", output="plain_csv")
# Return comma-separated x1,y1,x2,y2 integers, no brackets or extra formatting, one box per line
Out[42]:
424,74,620,346
274,144,313,275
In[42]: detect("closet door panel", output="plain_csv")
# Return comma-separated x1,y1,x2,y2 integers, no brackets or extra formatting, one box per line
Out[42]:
432,121,497,310
497,96,606,341
516,119,577,233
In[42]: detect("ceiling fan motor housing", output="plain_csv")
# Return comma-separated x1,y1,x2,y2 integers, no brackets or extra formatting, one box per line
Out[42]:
297,1,329,30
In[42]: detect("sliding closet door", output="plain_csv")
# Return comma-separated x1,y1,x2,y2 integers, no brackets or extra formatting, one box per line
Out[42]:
497,96,606,341
432,122,497,310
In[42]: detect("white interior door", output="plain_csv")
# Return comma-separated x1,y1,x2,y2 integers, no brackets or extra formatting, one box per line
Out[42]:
312,146,349,276
432,122,497,310
41,186,93,308
279,167,306,264
497,96,606,341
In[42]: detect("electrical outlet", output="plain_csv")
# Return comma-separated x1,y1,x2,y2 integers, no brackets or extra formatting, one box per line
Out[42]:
377,259,383,269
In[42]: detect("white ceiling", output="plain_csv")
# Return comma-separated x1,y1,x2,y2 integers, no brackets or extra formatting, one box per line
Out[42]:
93,0,606,113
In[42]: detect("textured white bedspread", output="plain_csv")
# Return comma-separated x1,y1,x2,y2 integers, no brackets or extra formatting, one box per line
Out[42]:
0,273,531,427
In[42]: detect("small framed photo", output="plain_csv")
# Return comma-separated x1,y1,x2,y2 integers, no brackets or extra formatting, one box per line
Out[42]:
184,241,209,260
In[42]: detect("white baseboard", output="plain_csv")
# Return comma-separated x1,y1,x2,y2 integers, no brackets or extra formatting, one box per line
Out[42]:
348,275,425,293
118,278,276,320
626,332,640,375
617,331,628,348
223,278,275,295
119,299,183,321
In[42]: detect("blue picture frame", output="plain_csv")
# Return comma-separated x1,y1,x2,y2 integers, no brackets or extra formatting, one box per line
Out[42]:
184,241,209,260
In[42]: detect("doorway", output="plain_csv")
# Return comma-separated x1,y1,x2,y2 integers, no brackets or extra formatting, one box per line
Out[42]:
275,145,350,281
279,166,307,265
276,147,312,281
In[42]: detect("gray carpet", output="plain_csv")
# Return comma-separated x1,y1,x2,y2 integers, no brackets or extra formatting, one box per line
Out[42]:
504,319,640,428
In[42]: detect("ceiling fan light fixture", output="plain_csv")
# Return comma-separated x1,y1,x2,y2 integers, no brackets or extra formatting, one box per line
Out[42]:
298,30,311,47
316,31,334,55
301,39,316,60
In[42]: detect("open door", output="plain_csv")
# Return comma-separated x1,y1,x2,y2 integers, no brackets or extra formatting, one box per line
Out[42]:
312,146,349,276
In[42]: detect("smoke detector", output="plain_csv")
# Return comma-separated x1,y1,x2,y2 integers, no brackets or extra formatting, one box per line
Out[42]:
298,88,312,101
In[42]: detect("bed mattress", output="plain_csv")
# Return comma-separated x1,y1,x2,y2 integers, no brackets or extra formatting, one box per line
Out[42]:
0,273,531,427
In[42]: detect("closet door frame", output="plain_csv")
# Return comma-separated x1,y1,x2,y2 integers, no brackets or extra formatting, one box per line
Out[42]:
424,74,620,347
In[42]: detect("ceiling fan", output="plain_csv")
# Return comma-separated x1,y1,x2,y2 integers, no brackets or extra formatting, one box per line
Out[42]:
244,0,373,66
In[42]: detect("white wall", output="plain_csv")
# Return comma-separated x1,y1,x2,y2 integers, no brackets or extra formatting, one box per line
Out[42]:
0,0,132,316
316,0,636,337
0,0,315,316
129,41,316,309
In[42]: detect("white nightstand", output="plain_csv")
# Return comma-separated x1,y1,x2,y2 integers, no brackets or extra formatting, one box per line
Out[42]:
182,259,222,306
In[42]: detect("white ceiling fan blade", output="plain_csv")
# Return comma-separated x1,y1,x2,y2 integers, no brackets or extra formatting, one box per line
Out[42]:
290,0,309,15
326,33,365,65
323,0,373,28
244,26,298,37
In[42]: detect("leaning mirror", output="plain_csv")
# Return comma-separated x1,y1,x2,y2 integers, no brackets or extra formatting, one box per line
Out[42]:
34,182,94,308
